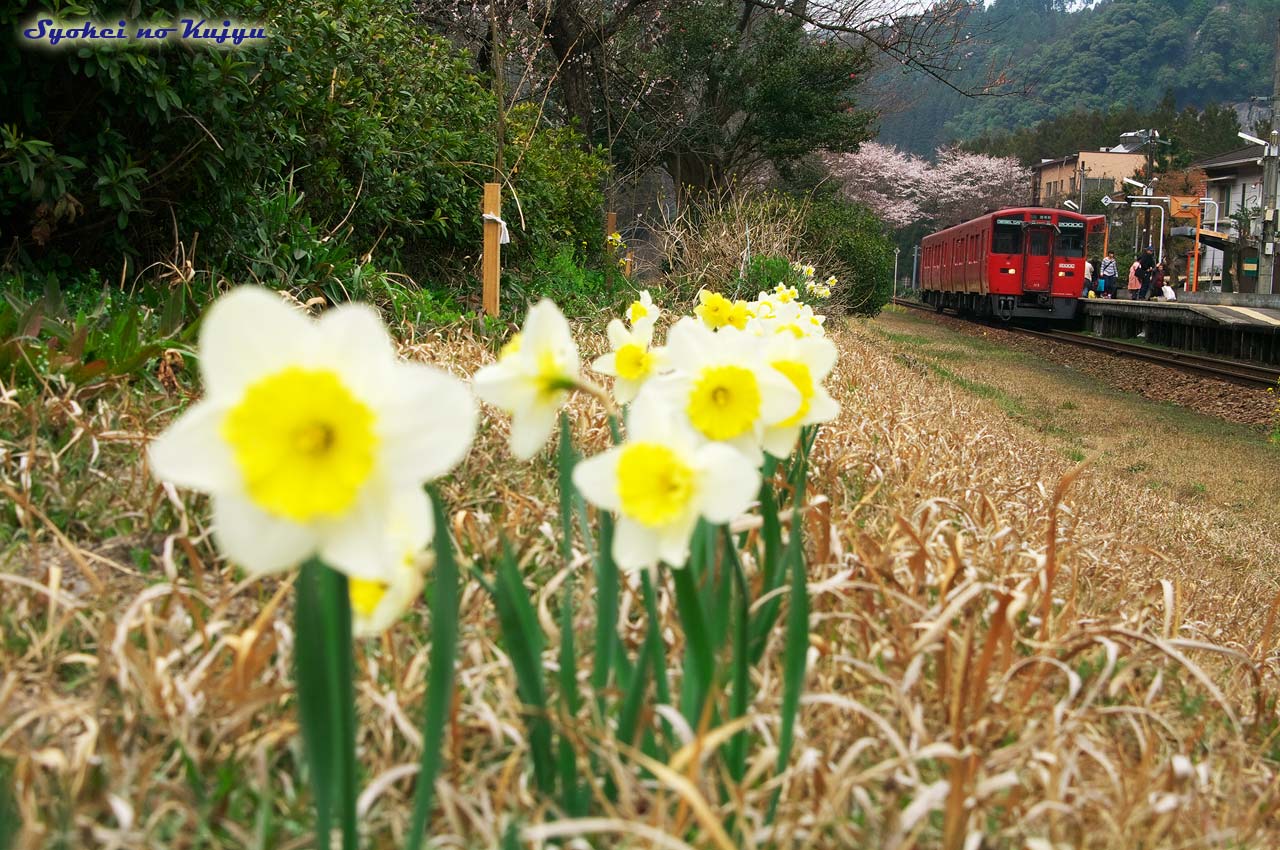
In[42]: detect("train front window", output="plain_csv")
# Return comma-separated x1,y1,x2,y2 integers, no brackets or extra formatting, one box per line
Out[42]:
1054,230,1084,258
1027,230,1051,256
992,221,1022,254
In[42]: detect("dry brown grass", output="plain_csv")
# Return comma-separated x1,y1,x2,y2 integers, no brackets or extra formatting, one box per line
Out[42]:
2,312,1278,849
648,190,812,306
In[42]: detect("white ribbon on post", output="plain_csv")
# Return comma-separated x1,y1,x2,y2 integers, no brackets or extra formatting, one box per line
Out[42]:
482,212,510,245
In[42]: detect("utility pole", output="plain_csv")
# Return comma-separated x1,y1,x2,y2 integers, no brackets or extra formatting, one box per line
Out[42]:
1078,163,1088,211
1152,134,1162,250
912,245,920,289
1258,18,1280,294
893,247,900,299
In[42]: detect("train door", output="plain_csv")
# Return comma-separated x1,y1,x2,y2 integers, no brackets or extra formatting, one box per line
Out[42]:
1022,226,1054,292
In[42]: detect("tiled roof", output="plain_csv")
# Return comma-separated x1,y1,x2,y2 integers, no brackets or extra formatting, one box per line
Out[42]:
1193,144,1264,170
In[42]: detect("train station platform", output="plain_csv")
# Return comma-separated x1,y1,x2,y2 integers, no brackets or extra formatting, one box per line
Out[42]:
1077,296,1280,365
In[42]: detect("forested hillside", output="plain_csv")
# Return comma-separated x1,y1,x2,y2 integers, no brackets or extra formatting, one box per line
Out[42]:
877,0,1278,156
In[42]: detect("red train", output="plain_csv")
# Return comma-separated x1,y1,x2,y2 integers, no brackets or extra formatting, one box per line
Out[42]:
919,208,1107,320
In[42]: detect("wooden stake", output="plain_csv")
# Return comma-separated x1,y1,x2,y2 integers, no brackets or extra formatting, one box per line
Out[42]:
624,251,633,278
606,211,617,241
482,182,501,317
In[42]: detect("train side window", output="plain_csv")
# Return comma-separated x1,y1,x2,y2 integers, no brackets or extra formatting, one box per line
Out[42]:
992,221,1022,254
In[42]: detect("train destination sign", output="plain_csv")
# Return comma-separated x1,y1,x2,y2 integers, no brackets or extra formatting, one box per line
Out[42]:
995,217,1024,225
1058,220,1084,229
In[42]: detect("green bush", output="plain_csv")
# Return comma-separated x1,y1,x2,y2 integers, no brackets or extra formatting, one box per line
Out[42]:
3,0,610,303
510,245,630,319
740,255,796,295
801,193,894,315
0,275,193,389
503,104,610,262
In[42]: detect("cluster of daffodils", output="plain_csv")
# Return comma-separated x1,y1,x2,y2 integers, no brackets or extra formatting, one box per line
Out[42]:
477,288,838,572
607,230,628,271
791,260,835,301
806,275,836,300
148,284,838,633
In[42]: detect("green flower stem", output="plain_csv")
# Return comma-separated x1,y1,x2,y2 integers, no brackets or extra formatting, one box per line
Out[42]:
407,489,461,850
672,555,714,726
640,570,674,743
294,558,358,850
591,513,619,699
724,527,751,782
492,542,556,793
767,503,810,825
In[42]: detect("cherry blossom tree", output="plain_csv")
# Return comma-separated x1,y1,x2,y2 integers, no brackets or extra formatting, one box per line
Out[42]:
823,142,1028,230
821,142,930,228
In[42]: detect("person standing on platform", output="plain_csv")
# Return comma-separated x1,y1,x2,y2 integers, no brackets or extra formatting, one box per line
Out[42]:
1137,247,1156,300
1128,259,1142,299
1083,257,1096,297
1100,251,1119,298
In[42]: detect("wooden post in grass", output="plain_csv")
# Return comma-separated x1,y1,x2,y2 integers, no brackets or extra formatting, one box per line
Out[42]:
624,251,633,278
606,211,617,242
482,183,501,317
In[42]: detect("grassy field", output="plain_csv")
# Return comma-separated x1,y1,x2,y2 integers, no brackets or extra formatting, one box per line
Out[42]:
2,306,1278,849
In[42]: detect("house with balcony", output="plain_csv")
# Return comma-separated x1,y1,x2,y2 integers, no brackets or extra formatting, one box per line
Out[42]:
1031,149,1147,207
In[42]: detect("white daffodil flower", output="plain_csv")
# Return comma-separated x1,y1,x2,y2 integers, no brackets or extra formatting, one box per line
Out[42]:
147,286,475,580
591,318,663,404
772,283,800,304
760,333,841,458
626,290,659,327
572,394,759,572
349,505,431,636
474,299,581,460
651,317,800,464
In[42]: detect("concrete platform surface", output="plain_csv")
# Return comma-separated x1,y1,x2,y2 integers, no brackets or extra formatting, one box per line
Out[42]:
1078,298,1280,330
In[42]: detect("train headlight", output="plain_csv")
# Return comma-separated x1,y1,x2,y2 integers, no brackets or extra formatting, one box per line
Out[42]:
1000,268,1017,275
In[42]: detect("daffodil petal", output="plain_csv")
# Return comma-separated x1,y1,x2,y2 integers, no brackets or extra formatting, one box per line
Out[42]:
320,487,432,580
761,424,801,459
379,363,477,484
509,401,561,461
656,512,699,568
614,377,641,405
572,450,622,512
522,299,579,377
591,352,618,376
211,493,316,577
612,516,662,572
147,399,238,492
696,444,759,523
198,287,313,397
807,392,841,423
316,303,399,395
473,364,538,410
605,318,630,349
756,366,803,423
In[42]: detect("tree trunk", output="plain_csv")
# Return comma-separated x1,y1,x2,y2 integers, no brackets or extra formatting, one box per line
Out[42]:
541,1,603,143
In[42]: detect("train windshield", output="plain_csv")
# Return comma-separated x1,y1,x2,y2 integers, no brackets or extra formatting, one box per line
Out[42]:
1027,229,1051,256
1055,220,1085,257
1054,230,1085,257
992,219,1023,254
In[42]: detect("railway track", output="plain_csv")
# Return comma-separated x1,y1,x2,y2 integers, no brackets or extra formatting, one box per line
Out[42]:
890,297,1280,389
